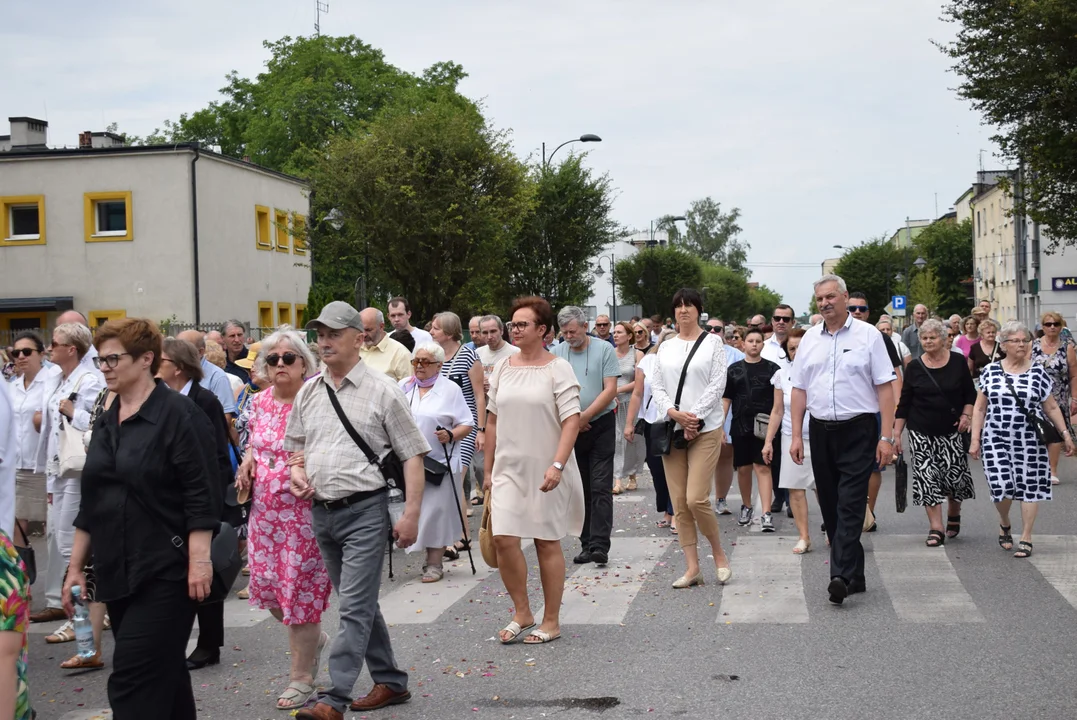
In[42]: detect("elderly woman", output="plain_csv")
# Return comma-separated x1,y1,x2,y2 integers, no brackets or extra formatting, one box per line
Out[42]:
234,329,331,710
624,328,676,529
612,321,645,494
31,323,103,637
486,296,584,645
954,315,980,357
398,342,474,583
893,319,977,546
652,289,732,587
968,318,1004,389
970,321,1075,559
1032,311,1077,486
8,331,55,549
430,311,486,558
876,318,911,366
64,318,220,720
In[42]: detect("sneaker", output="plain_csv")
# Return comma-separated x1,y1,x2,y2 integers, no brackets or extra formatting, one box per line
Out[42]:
715,498,731,515
738,505,753,526
761,512,775,533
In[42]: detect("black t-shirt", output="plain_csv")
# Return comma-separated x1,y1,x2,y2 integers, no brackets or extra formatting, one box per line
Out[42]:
895,352,977,436
724,358,781,437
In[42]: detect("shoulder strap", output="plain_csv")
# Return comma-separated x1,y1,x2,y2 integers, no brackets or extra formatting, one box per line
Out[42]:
323,381,381,465
917,358,957,416
673,332,709,410
1002,370,1037,422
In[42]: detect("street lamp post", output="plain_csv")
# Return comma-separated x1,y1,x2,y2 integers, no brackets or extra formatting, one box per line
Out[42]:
651,216,687,245
594,255,617,322
542,134,602,168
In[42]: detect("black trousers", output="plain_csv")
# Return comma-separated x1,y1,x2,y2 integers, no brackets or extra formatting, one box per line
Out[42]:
808,414,876,584
642,421,673,515
770,434,787,508
193,600,224,651
577,410,615,554
107,579,198,720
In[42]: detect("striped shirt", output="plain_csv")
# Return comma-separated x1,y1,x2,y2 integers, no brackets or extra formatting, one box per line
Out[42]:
284,360,430,501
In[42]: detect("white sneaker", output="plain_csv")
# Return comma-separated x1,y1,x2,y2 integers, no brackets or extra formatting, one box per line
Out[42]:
715,498,731,515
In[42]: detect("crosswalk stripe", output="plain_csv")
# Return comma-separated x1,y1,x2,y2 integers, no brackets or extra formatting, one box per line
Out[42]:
560,537,672,625
1028,535,1077,610
380,540,533,625
872,535,984,623
717,535,808,624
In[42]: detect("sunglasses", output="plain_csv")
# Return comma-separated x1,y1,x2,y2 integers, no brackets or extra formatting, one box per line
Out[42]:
410,358,440,367
772,316,793,323
595,322,610,328
848,306,869,313
1043,321,1061,328
93,353,132,370
11,348,36,358
266,352,298,366
50,341,71,349
707,326,723,334
634,330,646,336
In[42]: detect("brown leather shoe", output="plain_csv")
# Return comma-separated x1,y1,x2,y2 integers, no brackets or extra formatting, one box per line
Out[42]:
294,702,342,720
349,684,412,711
30,607,66,624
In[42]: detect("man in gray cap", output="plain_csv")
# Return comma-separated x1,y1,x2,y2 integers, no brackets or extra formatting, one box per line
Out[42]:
287,301,430,720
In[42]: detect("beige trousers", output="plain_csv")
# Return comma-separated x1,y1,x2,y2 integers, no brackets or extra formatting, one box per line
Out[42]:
661,428,723,548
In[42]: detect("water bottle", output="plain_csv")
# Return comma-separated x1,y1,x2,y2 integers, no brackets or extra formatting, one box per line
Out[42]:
70,585,96,659
387,487,405,526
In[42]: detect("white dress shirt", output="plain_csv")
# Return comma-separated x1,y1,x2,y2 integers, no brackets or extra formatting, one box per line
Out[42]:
652,332,728,432
761,335,790,369
8,366,60,469
791,315,896,421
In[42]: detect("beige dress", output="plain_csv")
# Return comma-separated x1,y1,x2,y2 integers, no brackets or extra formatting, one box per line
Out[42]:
487,357,585,540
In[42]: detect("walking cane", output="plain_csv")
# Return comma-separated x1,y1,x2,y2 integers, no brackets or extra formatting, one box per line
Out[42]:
438,427,476,574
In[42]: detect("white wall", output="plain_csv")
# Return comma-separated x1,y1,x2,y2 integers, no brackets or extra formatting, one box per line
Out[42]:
585,237,643,321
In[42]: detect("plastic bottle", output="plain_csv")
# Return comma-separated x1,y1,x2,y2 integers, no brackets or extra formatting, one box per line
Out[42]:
70,585,96,659
387,487,405,526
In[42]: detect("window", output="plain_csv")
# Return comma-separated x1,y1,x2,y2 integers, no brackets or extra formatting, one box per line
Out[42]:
277,302,292,327
295,304,307,327
258,301,273,329
293,214,307,255
255,206,272,250
88,310,126,327
84,192,133,242
275,210,290,253
1,196,46,245
0,312,47,331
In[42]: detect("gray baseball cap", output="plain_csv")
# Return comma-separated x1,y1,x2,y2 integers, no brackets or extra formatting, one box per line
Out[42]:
305,301,363,331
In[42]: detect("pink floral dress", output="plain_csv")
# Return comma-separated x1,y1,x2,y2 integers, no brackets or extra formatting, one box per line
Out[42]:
246,390,331,625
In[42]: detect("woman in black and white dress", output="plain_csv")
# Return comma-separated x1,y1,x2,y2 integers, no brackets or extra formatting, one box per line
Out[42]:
893,319,977,547
969,320,1075,559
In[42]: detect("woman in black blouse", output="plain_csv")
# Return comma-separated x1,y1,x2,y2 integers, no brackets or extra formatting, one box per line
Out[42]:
63,319,220,720
894,319,977,547
967,318,1004,388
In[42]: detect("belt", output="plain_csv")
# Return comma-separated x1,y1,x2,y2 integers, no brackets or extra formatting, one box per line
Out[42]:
316,486,387,511
809,413,874,430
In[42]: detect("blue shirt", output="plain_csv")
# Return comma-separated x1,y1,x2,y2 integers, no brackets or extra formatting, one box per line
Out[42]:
552,338,619,419
201,358,237,414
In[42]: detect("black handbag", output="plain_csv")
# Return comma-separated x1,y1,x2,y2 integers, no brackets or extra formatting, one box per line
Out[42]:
423,455,447,486
649,332,709,455
324,383,408,499
894,454,908,513
1003,371,1064,445
12,521,36,585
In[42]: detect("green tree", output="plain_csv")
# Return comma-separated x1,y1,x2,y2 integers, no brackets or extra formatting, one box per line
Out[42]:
658,197,747,273
615,247,703,318
308,93,530,322
913,219,973,318
909,267,940,316
939,1,1077,243
506,155,620,309
833,237,908,322
748,284,783,320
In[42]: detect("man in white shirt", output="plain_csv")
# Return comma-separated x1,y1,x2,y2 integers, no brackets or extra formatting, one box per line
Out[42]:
762,304,795,515
789,274,896,606
388,297,434,346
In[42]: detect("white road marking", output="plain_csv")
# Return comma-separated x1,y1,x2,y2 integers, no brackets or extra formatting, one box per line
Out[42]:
1028,535,1077,610
560,537,672,625
717,535,808,624
873,535,984,623
614,495,645,503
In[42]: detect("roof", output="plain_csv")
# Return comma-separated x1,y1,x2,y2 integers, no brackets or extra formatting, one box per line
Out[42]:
7,116,48,125
0,296,74,313
0,142,308,187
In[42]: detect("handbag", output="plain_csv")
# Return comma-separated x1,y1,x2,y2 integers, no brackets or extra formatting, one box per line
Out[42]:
324,383,407,499
478,497,497,568
423,455,447,486
12,521,36,586
58,374,90,478
894,453,908,513
649,332,709,455
753,413,770,441
1002,371,1063,445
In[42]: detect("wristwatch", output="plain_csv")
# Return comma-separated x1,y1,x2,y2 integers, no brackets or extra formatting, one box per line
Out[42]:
552,461,565,471
879,436,895,444
477,426,486,432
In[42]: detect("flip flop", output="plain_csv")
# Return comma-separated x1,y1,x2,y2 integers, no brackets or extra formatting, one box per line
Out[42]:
499,620,535,644
277,681,316,710
523,628,561,644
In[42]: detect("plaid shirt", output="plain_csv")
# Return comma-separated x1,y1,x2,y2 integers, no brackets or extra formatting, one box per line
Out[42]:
284,360,430,501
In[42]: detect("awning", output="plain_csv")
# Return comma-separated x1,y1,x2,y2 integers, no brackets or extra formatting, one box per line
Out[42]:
0,296,74,312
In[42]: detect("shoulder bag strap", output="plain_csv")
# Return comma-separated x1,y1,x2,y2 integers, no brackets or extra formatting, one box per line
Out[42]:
323,382,380,465
917,358,957,417
1002,370,1038,423
673,332,709,410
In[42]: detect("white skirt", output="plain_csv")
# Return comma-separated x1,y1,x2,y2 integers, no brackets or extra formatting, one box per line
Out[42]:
409,473,465,553
779,433,815,490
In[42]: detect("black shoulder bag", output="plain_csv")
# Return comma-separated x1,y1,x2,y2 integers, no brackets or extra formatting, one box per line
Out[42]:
649,332,709,455
1002,370,1063,446
324,383,407,499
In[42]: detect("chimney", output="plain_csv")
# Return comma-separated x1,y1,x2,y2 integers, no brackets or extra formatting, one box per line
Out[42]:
79,131,92,149
8,117,48,149
90,132,123,148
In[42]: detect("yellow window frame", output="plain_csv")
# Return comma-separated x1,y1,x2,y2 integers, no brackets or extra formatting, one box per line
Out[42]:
258,301,274,329
277,302,292,327
293,213,307,255
295,303,307,327
275,210,290,253
255,206,272,250
88,310,127,327
1,195,46,246
0,312,48,330
84,192,133,242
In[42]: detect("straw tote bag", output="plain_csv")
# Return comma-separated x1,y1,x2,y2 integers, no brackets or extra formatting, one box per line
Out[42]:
479,498,497,568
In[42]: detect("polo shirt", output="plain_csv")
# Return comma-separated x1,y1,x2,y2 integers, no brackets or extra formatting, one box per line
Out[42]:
552,338,619,419
201,358,237,414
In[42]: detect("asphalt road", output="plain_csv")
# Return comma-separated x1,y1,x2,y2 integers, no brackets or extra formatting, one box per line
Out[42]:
28,454,1077,720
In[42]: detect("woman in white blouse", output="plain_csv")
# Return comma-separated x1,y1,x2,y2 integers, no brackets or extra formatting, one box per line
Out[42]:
624,328,676,529
399,343,474,583
7,331,58,537
651,290,732,588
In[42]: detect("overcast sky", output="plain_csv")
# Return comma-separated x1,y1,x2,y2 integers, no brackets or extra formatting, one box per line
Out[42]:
5,0,999,313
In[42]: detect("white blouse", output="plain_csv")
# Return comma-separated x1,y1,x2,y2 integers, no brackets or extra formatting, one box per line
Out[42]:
399,375,474,474
635,354,660,424
652,332,728,433
7,365,59,469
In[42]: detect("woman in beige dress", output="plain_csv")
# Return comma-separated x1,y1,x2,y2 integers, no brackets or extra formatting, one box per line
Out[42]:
484,296,584,645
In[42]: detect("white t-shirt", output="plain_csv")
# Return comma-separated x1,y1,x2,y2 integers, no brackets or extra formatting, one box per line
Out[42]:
771,366,808,438
477,342,519,378
636,354,659,424
409,327,434,346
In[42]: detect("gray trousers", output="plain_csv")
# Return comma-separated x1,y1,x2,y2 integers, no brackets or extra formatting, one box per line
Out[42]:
311,494,408,712
468,449,485,499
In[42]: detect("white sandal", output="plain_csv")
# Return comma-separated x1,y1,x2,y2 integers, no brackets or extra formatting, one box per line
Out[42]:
499,620,535,644
277,681,315,710
421,565,445,583
792,539,812,555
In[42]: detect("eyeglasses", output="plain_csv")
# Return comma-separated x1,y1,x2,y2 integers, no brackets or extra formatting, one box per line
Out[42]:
707,326,723,334
410,358,440,367
266,352,299,366
847,306,869,313
507,321,534,331
93,353,131,370
10,348,36,358
772,316,793,324
1043,321,1061,328
595,322,610,328
1003,338,1031,345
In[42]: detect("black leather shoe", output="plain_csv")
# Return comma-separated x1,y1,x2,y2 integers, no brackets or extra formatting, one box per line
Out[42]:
827,577,848,605
590,550,608,565
848,579,866,595
186,648,220,670
770,502,784,513
573,550,592,564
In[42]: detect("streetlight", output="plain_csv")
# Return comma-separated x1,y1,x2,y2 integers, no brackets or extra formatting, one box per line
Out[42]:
593,254,617,322
543,134,602,167
326,207,368,309
649,215,687,246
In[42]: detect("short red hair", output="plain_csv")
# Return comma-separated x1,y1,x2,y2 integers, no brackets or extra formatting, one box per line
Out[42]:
511,296,554,336
94,318,163,375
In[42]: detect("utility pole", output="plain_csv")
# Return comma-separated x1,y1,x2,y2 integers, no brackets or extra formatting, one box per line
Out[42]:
315,0,329,36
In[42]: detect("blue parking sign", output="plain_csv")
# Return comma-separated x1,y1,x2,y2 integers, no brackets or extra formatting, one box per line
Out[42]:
892,295,906,311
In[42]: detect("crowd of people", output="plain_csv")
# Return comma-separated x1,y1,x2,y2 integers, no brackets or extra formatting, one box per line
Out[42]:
0,279,1073,719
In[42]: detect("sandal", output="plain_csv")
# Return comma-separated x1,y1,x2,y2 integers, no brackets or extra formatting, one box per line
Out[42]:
46,620,75,644
444,537,470,561
792,539,811,555
926,529,945,547
470,496,483,506
946,515,961,539
60,650,103,669
626,476,638,491
523,628,561,644
499,620,535,645
421,565,444,583
277,681,316,710
612,481,624,495
655,520,670,528
1013,541,1033,559
998,525,1013,550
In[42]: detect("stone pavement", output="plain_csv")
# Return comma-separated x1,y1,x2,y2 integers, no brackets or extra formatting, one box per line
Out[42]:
29,455,1077,720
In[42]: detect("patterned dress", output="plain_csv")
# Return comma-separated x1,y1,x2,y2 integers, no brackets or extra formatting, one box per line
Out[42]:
441,344,479,468
0,530,31,720
1032,335,1073,419
246,390,331,625
979,363,1053,502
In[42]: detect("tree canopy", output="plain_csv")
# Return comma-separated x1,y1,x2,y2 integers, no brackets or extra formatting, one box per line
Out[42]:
913,219,973,318
656,196,747,273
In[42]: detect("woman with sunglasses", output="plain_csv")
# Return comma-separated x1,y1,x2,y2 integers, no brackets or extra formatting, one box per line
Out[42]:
612,321,645,494
632,323,653,353
234,329,331,710
1032,311,1077,485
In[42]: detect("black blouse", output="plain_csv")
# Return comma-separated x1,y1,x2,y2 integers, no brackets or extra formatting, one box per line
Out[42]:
74,380,221,602
896,353,977,436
